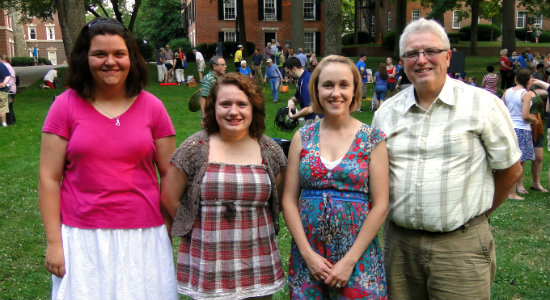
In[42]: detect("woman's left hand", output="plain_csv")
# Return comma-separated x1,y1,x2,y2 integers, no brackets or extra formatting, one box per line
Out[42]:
324,256,355,289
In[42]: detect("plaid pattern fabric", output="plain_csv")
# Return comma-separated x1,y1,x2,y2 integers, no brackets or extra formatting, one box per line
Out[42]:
177,163,285,299
372,77,521,232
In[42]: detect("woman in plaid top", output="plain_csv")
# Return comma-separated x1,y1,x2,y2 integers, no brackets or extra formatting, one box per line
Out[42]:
162,73,287,299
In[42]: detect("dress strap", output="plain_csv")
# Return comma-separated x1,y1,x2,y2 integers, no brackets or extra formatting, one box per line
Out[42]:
301,189,368,203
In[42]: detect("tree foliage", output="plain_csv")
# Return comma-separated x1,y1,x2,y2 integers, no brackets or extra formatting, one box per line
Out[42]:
132,0,183,50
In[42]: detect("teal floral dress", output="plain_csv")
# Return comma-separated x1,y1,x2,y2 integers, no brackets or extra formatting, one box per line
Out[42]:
288,122,387,300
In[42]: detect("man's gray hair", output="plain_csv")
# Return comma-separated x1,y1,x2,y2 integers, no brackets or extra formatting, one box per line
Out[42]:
399,18,450,56
210,55,223,67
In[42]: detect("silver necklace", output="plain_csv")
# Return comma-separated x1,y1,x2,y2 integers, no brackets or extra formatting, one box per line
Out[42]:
93,98,135,126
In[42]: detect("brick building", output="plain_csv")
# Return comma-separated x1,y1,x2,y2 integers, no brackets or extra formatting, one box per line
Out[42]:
0,10,66,65
182,0,325,56
357,0,550,42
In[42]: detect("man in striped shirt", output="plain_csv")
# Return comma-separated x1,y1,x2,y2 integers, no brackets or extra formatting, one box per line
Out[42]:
372,18,522,300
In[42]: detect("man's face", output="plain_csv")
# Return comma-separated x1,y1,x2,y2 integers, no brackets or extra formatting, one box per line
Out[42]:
285,67,298,79
402,31,450,94
213,58,227,76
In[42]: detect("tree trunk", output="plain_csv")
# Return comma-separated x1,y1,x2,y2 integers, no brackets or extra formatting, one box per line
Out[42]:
56,0,86,59
353,0,359,45
393,0,407,57
469,0,480,55
501,0,516,52
236,0,246,56
325,0,342,55
291,0,304,51
11,10,28,57
128,0,143,32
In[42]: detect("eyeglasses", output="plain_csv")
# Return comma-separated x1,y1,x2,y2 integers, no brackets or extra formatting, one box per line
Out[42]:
401,48,448,61
215,63,227,66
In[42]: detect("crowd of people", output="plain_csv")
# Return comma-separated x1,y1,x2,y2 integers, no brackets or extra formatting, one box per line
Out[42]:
35,16,548,300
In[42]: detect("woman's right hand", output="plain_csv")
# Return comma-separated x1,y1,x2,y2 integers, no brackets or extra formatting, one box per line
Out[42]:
45,242,65,278
303,250,333,281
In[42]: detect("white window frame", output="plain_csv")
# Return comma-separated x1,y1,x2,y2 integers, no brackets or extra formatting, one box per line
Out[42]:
412,10,420,22
304,31,315,53
516,10,526,28
264,0,276,21
224,31,236,42
224,0,236,20
28,26,37,40
46,25,55,40
452,10,461,29
534,14,543,28
304,0,315,20
387,11,392,31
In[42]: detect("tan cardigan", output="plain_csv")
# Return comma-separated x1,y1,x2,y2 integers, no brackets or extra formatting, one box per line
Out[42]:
169,130,287,237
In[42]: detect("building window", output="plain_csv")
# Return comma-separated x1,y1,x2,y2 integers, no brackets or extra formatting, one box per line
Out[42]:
387,11,392,31
224,0,236,20
304,0,315,20
534,14,543,28
412,10,420,21
304,32,315,53
452,10,461,29
264,0,276,21
28,27,37,40
46,26,55,40
224,31,236,42
516,11,526,28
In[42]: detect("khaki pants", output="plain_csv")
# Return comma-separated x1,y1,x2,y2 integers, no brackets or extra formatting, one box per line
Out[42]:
252,64,263,86
0,92,8,113
384,215,496,300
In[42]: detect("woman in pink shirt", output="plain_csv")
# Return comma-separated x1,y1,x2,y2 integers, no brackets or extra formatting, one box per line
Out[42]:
38,18,177,299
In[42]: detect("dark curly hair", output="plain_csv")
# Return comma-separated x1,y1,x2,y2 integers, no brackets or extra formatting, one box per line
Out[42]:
203,73,266,139
67,17,147,100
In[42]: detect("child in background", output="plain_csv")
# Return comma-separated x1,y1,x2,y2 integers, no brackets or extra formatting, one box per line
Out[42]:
481,65,499,96
468,76,477,87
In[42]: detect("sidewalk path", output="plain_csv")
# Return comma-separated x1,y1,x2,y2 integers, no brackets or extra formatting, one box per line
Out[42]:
13,64,67,88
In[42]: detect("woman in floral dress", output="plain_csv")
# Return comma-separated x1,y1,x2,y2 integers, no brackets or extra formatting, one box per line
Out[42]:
282,55,389,299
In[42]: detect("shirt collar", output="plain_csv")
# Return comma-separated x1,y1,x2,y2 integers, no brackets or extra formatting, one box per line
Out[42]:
402,76,456,113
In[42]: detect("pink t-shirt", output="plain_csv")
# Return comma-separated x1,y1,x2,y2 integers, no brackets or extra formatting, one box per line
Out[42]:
42,89,175,229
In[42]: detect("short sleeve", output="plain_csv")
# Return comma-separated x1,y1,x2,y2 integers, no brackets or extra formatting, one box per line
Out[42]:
146,93,175,139
480,97,521,170
42,90,73,139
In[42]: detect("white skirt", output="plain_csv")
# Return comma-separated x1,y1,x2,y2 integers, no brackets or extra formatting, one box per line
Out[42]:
52,224,178,300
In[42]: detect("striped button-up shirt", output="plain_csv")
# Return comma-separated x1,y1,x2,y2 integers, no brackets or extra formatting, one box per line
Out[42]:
372,77,520,232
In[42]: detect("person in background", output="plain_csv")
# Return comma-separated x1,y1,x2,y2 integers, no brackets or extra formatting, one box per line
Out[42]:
173,51,185,85
527,78,549,193
193,49,205,83
295,48,307,68
0,55,9,127
481,65,499,96
1,55,15,125
265,42,273,60
264,58,283,103
502,68,539,200
239,60,253,79
499,49,513,90
284,57,319,125
374,62,388,108
308,49,318,72
156,47,167,83
43,68,58,89
468,76,477,86
355,53,368,100
234,44,243,70
164,44,174,82
33,45,38,66
162,72,287,300
200,56,227,115
275,46,285,79
271,39,278,57
252,48,263,86
386,56,397,97
283,55,388,299
372,18,521,300
395,65,412,91
38,17,177,299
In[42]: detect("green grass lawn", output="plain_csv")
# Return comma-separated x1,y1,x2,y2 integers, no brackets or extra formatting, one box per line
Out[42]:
0,59,548,300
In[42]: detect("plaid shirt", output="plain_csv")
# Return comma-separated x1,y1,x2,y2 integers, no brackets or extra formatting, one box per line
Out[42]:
372,77,520,232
